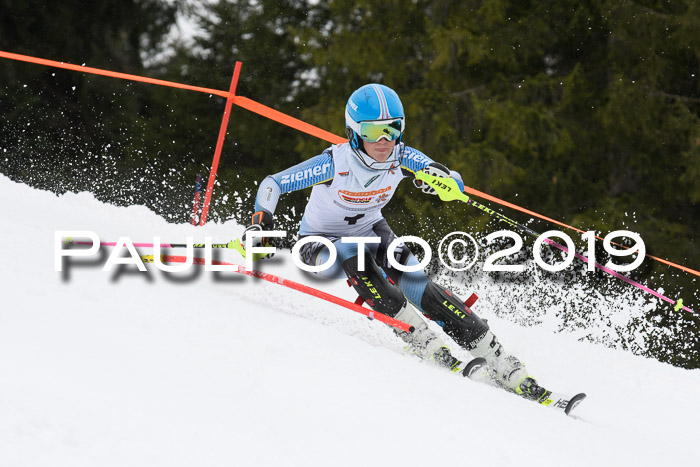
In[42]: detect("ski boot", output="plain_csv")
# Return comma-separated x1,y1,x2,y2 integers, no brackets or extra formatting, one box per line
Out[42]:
342,252,483,379
518,376,587,415
516,377,551,402
394,300,486,379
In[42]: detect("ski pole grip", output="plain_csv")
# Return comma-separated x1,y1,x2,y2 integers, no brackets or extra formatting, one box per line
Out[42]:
414,170,470,203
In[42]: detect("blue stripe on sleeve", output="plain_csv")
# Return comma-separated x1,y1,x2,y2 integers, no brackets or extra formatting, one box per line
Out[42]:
273,152,334,193
254,151,334,214
401,145,466,192
400,145,435,174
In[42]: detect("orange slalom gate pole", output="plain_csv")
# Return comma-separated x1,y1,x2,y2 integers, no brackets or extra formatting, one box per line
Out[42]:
153,255,414,333
463,186,700,278
199,61,242,226
233,96,346,145
0,50,229,98
1,49,696,278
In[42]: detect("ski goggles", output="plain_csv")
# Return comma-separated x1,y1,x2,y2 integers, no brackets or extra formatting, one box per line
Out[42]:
357,118,403,143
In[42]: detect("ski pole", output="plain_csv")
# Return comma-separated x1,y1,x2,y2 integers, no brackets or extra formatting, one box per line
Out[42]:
414,171,694,314
191,174,202,226
62,239,238,249
62,238,277,263
462,183,700,278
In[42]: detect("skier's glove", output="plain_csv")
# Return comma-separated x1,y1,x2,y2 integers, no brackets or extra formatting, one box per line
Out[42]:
241,210,275,259
413,162,452,195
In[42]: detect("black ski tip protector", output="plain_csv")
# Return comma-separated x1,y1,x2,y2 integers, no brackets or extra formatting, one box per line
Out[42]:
462,357,487,379
565,393,587,415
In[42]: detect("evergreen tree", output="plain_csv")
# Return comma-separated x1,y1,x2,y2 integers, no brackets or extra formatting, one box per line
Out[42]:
1,0,697,365
293,0,699,366
150,0,324,226
0,0,179,213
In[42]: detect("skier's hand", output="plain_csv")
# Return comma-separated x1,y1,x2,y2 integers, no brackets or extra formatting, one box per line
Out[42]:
241,210,275,259
413,162,451,195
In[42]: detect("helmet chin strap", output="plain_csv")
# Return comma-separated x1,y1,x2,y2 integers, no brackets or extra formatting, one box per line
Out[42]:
351,144,403,171
345,126,404,171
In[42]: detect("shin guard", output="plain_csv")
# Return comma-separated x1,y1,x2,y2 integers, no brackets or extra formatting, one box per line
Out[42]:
420,282,529,390
342,252,406,318
419,282,489,349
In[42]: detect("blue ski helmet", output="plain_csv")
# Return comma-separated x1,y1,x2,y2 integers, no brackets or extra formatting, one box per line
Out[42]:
345,84,405,151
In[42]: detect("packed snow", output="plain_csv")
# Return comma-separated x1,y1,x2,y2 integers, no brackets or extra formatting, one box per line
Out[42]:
1,174,698,467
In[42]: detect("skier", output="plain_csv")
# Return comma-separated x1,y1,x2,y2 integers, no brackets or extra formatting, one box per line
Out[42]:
241,83,546,401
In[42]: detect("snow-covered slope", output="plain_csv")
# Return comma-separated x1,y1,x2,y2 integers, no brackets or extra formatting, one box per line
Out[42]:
1,174,698,467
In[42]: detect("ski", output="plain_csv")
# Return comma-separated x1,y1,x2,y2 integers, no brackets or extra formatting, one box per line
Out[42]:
535,391,587,415
465,363,586,416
